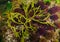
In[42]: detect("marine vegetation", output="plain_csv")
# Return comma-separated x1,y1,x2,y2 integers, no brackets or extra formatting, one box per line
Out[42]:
0,0,60,42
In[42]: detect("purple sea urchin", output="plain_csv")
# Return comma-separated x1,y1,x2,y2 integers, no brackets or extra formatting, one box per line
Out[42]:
50,14,58,20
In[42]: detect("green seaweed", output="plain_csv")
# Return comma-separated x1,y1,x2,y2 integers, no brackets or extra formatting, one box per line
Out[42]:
3,0,59,42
